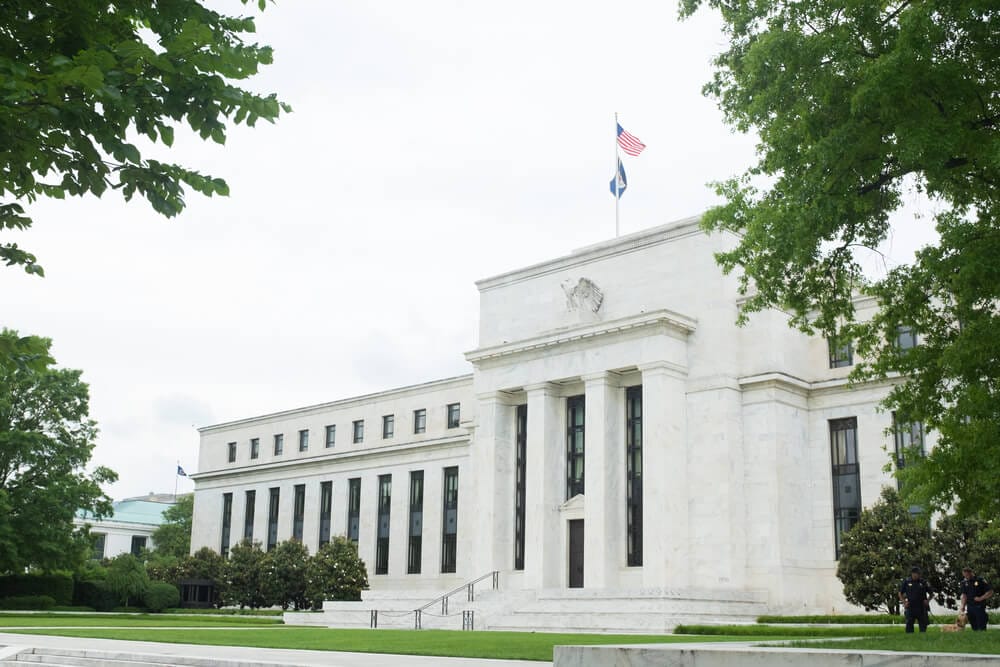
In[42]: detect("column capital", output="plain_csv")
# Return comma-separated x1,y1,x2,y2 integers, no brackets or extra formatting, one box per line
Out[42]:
581,370,622,387
475,390,521,405
638,361,688,380
524,381,561,396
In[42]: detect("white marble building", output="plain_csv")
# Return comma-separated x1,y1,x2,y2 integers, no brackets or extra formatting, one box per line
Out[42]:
191,216,922,614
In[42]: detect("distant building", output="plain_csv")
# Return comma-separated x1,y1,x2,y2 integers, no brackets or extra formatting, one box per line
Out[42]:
76,494,178,559
190,217,923,616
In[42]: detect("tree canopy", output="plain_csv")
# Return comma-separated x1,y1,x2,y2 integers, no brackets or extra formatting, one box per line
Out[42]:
0,0,290,275
681,0,999,516
0,330,117,573
150,493,193,559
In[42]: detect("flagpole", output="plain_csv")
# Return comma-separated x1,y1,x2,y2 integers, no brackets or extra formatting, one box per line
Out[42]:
614,112,620,237
174,460,179,500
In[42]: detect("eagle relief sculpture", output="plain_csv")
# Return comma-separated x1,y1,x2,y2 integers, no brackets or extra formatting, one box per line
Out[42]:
561,278,604,314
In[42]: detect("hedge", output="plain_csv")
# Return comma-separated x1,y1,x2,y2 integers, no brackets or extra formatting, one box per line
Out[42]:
0,573,73,605
143,582,180,613
0,595,56,610
72,580,118,612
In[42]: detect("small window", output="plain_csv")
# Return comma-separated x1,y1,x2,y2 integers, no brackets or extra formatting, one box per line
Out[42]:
299,429,309,452
227,441,237,463
353,420,365,443
92,533,107,560
273,433,284,456
383,414,394,439
325,424,336,448
828,336,853,368
414,409,426,434
130,535,147,557
447,403,461,429
250,438,260,460
896,325,918,351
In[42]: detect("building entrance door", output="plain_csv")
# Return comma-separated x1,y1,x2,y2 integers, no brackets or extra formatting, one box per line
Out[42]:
568,519,584,588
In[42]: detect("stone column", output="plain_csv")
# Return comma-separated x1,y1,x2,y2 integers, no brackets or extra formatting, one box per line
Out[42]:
470,392,517,572
583,371,624,589
524,382,564,589
356,473,377,573
640,362,690,588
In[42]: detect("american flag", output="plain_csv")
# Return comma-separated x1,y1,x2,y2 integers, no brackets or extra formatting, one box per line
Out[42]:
617,123,646,156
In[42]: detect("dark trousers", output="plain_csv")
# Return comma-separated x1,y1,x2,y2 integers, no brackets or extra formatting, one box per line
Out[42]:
905,604,929,632
967,603,988,631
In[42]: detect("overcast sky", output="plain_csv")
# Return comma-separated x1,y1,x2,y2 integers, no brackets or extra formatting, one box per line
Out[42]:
2,1,937,501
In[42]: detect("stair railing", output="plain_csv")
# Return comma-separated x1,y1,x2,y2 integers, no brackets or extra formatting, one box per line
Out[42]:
410,570,499,629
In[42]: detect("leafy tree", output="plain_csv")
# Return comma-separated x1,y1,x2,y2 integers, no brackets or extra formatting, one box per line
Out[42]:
222,540,267,609
305,536,369,607
681,0,1000,516
0,330,117,574
151,494,193,559
1,0,291,276
177,546,226,584
930,513,982,609
105,553,149,607
261,540,310,611
836,488,935,614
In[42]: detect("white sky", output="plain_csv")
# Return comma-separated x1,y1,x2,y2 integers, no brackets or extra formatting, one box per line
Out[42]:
1,1,937,500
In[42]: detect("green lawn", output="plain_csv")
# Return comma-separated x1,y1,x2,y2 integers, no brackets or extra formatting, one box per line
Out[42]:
5,627,743,661
783,631,1000,655
0,613,282,627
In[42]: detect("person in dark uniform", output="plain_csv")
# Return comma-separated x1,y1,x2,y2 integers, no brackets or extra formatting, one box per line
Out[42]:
899,566,932,632
960,567,994,631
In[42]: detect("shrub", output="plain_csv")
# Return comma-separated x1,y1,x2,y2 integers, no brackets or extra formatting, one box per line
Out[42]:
0,573,74,605
261,540,310,610
0,595,56,610
222,540,268,609
73,580,118,612
305,536,369,607
105,553,150,606
143,582,180,612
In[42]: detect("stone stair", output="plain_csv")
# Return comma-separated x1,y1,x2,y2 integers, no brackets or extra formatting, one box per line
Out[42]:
0,647,295,667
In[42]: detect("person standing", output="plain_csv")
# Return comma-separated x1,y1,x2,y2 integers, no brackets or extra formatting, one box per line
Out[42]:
899,566,932,633
960,567,994,631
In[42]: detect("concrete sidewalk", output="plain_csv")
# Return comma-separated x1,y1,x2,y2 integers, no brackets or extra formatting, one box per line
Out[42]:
0,631,544,667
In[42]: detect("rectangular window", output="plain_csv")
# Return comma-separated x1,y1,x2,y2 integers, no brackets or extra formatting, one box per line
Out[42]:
828,336,853,368
893,413,925,487
375,474,392,575
298,429,309,452
382,414,394,439
566,395,585,499
319,481,333,547
243,490,256,541
130,535,147,557
227,441,237,463
273,434,284,456
408,470,424,574
347,477,361,542
896,325,918,351
447,403,461,429
267,487,280,551
830,417,861,558
514,404,527,571
325,425,336,448
441,466,459,573
414,409,426,434
626,385,643,567
292,484,305,542
353,420,364,443
92,533,106,560
220,492,233,557
250,438,260,460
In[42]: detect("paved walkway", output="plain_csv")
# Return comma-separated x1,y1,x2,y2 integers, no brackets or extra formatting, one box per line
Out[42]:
0,631,544,667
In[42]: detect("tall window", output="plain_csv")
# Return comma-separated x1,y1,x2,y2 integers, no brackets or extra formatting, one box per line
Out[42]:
382,414,394,439
273,433,284,456
514,404,527,571
221,492,233,556
298,429,309,452
130,536,147,556
893,413,924,489
408,471,424,574
267,487,280,551
347,477,361,542
91,533,106,560
319,481,333,547
243,490,256,541
375,475,392,575
566,395,585,499
292,484,305,542
447,403,461,428
828,336,853,368
227,441,237,463
414,409,426,434
626,385,643,567
441,466,459,573
830,417,861,558
896,325,918,351
250,438,260,460
353,420,364,443
325,425,336,448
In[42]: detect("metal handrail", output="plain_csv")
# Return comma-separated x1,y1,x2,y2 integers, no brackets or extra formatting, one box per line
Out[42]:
414,570,499,615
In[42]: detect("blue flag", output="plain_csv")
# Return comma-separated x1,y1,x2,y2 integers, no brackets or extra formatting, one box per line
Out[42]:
609,159,627,198
177,465,187,477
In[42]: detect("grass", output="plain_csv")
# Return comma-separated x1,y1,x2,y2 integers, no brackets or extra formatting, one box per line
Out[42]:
782,631,1000,655
4,627,746,661
675,624,896,638
0,613,282,627
161,608,284,616
757,612,1000,625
